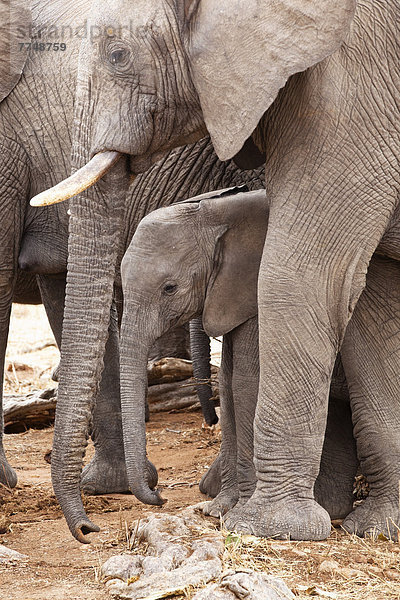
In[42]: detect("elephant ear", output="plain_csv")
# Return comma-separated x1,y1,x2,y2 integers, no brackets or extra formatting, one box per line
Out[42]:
187,0,355,160
0,0,31,103
202,190,268,337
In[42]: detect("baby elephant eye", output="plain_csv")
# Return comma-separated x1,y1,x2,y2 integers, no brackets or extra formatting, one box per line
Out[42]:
163,283,178,295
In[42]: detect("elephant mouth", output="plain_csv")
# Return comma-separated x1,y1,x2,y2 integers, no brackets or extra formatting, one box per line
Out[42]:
129,153,154,175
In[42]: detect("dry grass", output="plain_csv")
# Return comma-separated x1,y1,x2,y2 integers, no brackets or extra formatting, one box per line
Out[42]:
222,525,400,599
104,511,400,600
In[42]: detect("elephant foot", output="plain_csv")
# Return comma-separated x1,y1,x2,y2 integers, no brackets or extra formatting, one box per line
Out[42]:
342,496,400,540
199,455,221,498
81,454,158,495
0,458,18,489
81,454,129,495
203,487,239,517
223,492,331,541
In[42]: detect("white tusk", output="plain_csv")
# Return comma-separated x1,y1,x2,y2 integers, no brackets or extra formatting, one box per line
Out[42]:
30,151,121,207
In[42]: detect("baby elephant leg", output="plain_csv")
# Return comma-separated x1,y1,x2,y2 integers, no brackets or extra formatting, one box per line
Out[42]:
203,332,239,516
341,255,400,539
230,317,258,505
199,453,221,498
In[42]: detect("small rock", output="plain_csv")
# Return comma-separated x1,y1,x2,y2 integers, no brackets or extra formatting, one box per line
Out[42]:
192,584,233,600
185,538,224,564
366,565,382,575
383,569,400,581
101,555,142,581
141,556,168,576
192,572,295,600
318,560,340,574
0,544,27,563
105,579,130,595
0,515,11,534
337,567,366,579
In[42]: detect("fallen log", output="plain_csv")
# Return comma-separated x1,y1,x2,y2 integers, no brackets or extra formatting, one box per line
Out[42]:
147,357,193,385
148,373,219,413
4,388,57,432
3,358,219,429
149,380,200,413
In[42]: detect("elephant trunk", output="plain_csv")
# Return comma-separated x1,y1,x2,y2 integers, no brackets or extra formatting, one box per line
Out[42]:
49,54,132,540
189,318,218,426
119,301,165,506
51,158,129,542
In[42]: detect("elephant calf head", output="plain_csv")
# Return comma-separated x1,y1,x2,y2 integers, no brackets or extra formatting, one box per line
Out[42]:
119,187,269,505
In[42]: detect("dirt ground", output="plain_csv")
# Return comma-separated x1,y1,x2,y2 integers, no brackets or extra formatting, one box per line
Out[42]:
1,306,400,600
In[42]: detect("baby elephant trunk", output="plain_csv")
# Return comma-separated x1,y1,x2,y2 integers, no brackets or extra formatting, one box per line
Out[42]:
119,302,165,506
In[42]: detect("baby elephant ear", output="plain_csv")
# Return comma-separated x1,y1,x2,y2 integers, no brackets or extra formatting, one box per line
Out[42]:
0,0,31,103
188,0,355,161
202,192,268,337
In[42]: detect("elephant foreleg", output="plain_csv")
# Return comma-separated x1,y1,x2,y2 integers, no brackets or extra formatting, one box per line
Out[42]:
199,453,221,498
0,270,17,488
341,255,400,539
0,160,28,488
36,274,65,381
36,274,66,348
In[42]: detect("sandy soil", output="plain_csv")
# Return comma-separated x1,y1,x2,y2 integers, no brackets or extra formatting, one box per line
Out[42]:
0,412,218,600
1,305,400,600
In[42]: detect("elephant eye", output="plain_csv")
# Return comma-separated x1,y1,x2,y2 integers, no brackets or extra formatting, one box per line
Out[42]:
163,283,178,295
109,49,127,65
106,43,132,69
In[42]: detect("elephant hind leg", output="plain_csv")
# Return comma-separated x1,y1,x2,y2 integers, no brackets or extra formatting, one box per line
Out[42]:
341,255,400,539
314,391,358,520
80,303,129,495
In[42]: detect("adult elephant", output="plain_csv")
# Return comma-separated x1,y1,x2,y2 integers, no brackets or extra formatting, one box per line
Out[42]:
34,0,400,542
0,0,263,492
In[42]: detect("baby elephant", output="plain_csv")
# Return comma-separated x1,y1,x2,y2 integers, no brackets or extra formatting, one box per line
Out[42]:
119,187,358,524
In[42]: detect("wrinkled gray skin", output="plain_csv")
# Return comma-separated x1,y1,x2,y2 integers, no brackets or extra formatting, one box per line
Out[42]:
0,0,72,490
0,0,263,495
119,189,360,521
47,0,400,541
